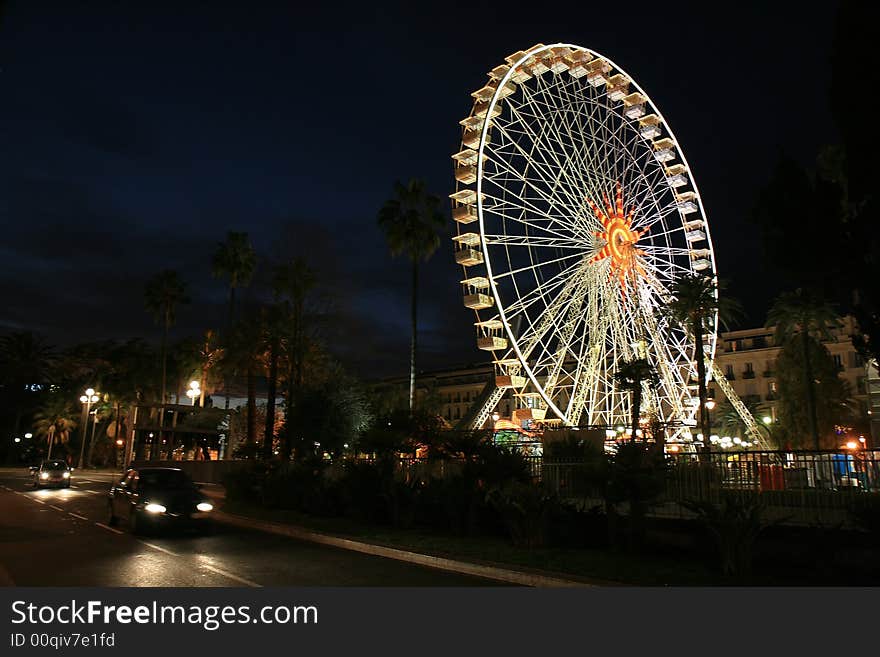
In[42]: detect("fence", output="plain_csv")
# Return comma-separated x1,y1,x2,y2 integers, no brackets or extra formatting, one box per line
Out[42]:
539,449,880,527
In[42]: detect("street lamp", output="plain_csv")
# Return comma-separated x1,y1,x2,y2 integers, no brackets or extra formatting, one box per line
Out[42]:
186,380,201,406
78,389,100,468
762,416,772,425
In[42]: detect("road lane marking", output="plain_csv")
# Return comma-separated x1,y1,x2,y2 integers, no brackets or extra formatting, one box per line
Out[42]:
31,498,45,505
69,512,89,520
49,505,64,512
199,563,262,588
95,522,124,535
140,542,180,557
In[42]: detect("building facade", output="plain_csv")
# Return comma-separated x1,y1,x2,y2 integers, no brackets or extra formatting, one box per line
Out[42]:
389,316,873,439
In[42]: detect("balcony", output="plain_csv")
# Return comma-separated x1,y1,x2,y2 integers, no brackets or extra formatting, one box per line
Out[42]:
762,370,774,378
742,371,755,379
725,372,735,381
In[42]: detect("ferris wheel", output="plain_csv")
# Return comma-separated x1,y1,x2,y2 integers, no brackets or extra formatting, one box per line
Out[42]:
450,43,718,439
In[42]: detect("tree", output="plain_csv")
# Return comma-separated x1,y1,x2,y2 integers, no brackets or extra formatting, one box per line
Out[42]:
666,274,742,451
377,179,446,412
0,332,55,445
775,333,852,450
285,369,373,458
143,270,189,407
144,270,189,462
613,358,660,443
219,315,267,455
213,232,256,413
32,394,78,460
767,289,839,450
212,231,256,330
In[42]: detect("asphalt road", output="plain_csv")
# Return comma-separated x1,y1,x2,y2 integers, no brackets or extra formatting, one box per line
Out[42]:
0,468,503,587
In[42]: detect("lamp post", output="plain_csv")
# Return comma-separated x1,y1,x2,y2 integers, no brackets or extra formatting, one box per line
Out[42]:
78,388,99,468
186,380,201,406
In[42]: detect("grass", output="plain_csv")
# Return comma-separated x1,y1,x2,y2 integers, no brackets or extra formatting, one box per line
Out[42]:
221,500,727,586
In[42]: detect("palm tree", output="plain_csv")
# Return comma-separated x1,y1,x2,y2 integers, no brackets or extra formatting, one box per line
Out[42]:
144,270,190,407
614,358,660,442
0,332,55,443
212,231,256,329
666,274,742,452
767,289,839,450
212,231,256,410
273,257,316,395
197,329,223,407
377,179,446,412
220,315,266,454
33,394,78,460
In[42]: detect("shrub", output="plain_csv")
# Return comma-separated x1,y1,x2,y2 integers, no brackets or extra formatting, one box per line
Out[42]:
684,494,768,578
486,483,564,548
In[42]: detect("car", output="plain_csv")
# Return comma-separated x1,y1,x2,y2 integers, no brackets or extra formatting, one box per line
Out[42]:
107,467,215,534
30,460,72,488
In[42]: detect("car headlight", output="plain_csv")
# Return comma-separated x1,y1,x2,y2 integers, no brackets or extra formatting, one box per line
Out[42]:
144,503,166,514
40,472,49,480
196,502,213,512
62,471,70,479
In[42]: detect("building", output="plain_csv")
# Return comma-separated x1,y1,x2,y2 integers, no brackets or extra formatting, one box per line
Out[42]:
711,315,870,425
385,316,874,440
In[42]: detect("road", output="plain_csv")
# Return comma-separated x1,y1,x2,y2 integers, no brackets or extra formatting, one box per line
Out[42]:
0,468,503,587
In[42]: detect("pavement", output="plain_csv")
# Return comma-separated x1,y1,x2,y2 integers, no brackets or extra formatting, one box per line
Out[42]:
0,467,508,587
0,468,590,587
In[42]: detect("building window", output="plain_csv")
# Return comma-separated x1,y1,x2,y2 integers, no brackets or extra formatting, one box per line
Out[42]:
725,365,735,380
833,354,843,370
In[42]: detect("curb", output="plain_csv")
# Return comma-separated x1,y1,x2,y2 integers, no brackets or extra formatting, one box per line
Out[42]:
213,511,595,588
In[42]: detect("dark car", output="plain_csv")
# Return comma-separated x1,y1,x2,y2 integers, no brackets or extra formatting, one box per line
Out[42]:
108,467,215,534
31,460,72,488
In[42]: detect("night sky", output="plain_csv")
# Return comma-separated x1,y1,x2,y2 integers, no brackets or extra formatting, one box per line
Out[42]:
0,1,840,378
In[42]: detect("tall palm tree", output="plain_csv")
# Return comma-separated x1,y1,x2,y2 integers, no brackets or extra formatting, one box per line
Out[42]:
33,394,77,460
220,315,266,453
377,179,446,412
0,332,55,442
197,329,223,407
767,289,839,450
614,358,660,442
212,231,256,410
212,231,256,329
273,257,316,395
666,274,742,452
144,270,190,407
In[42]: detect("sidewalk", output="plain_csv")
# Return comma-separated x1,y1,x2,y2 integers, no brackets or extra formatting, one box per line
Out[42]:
199,486,601,587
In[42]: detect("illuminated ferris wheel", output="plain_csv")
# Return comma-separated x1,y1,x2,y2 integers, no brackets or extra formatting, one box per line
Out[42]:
450,43,719,439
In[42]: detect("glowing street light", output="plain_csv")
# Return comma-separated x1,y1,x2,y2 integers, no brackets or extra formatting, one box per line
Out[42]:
78,389,100,468
705,399,716,410
762,416,772,425
186,380,201,406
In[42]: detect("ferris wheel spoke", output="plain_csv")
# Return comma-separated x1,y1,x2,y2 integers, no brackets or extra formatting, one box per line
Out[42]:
482,193,589,241
483,234,588,250
492,251,584,281
500,257,586,322
491,113,595,233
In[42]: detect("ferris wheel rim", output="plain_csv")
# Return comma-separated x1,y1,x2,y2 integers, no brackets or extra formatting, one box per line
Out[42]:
461,42,719,429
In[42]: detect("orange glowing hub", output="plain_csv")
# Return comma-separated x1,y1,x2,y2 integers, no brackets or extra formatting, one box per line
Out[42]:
589,182,646,293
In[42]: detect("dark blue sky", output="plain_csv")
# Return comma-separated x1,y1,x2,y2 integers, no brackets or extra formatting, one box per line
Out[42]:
0,1,840,377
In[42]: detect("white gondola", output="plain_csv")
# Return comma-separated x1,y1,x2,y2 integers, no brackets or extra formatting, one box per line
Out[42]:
639,114,662,139
463,293,494,310
652,137,676,163
449,189,480,205
496,375,527,389
478,336,508,351
586,59,611,86
452,205,478,224
452,232,481,247
606,74,629,101
452,148,479,166
455,247,484,266
454,165,476,184
685,229,706,243
473,101,503,120
622,92,646,119
665,164,688,188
